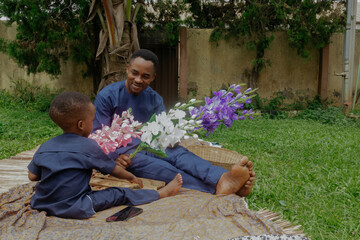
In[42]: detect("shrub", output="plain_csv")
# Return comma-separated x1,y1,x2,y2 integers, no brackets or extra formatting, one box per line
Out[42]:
7,79,63,112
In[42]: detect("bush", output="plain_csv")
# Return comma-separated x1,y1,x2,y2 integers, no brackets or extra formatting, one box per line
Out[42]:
3,79,63,112
295,106,356,125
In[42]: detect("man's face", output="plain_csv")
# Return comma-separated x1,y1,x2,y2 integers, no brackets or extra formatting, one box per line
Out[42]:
125,57,156,95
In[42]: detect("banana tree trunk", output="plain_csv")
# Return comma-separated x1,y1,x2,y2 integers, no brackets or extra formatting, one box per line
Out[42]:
88,0,142,93
97,22,132,92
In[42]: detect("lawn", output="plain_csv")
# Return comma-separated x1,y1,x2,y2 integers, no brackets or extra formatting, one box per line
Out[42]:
203,117,360,240
0,96,359,240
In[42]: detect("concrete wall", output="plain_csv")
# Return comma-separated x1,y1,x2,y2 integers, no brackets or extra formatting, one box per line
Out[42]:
0,21,93,96
328,32,360,104
185,29,360,105
2,21,360,105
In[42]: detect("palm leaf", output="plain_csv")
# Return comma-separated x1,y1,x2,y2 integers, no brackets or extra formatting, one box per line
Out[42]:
113,2,125,46
87,0,100,22
131,2,144,22
102,0,117,46
125,0,132,21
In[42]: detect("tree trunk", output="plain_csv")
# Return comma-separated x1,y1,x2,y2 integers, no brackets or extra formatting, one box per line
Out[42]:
97,22,134,93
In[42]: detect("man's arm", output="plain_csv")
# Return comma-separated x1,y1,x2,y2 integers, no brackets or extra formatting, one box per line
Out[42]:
93,94,114,131
154,94,166,115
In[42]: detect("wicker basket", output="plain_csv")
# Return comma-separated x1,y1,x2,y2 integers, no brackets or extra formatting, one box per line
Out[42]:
186,145,243,171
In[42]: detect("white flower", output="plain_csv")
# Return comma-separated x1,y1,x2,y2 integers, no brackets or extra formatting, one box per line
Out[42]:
146,121,162,135
190,99,196,103
171,109,186,119
174,102,181,107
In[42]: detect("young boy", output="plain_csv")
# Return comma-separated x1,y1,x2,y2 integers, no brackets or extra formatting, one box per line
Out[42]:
27,91,182,219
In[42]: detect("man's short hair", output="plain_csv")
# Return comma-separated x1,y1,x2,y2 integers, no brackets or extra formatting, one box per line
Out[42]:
49,91,91,131
130,49,159,71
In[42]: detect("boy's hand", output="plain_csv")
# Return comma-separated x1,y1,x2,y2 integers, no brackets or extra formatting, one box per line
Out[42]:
116,154,132,169
129,177,143,188
28,171,40,181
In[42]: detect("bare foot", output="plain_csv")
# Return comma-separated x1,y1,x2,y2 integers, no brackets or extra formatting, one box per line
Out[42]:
158,173,183,198
216,157,250,195
237,171,255,197
236,160,255,197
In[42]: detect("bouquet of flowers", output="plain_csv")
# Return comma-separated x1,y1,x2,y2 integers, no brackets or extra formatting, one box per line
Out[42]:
176,84,256,137
89,109,142,154
90,84,258,158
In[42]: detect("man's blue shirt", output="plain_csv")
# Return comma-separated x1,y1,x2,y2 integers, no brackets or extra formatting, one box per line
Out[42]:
93,81,166,158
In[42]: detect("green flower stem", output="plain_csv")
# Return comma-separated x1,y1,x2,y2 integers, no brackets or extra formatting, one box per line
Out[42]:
129,143,145,159
129,142,168,159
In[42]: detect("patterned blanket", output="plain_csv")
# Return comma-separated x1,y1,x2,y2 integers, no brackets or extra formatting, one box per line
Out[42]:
0,182,309,240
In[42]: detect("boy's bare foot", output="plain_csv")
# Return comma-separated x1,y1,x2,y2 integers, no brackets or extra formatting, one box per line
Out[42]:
216,157,250,195
158,173,183,198
237,171,255,197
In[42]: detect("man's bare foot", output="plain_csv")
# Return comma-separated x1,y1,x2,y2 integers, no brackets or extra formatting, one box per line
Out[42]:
158,173,183,198
237,171,255,197
216,157,250,195
236,160,255,197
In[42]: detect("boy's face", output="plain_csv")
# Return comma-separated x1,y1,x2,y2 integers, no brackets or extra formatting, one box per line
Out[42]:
125,57,156,95
81,103,95,137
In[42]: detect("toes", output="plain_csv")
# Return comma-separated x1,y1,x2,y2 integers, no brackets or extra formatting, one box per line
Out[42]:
246,161,253,169
238,156,249,166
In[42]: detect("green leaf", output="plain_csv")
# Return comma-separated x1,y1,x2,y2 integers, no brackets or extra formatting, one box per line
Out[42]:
149,113,156,122
140,142,168,158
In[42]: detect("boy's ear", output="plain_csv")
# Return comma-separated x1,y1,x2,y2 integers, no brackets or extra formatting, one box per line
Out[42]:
77,120,83,130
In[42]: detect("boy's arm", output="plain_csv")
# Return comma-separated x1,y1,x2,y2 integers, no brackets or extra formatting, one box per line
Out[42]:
28,171,40,181
110,165,143,188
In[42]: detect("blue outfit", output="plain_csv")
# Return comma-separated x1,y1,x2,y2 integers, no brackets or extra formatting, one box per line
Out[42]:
93,81,227,194
28,133,159,219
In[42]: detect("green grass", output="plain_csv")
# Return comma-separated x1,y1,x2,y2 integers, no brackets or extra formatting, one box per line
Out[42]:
202,118,360,240
0,105,62,159
1,92,359,240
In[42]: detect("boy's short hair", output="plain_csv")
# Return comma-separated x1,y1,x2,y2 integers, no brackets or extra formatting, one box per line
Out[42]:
49,91,91,131
130,49,159,72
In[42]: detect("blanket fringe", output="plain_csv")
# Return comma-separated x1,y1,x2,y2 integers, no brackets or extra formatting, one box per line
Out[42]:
257,209,308,237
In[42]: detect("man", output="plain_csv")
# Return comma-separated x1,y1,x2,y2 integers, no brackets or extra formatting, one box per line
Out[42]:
93,49,255,196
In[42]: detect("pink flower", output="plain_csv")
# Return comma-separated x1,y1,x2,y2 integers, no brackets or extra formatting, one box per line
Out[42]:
89,110,142,154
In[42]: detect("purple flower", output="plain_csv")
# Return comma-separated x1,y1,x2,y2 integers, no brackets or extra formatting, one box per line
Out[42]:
233,85,241,93
186,83,256,137
245,88,252,93
213,90,226,98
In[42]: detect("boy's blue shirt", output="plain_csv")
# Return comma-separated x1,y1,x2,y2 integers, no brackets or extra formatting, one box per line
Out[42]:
28,133,116,218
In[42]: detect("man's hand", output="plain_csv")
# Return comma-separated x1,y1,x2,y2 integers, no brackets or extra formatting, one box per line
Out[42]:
115,154,132,169
167,142,180,149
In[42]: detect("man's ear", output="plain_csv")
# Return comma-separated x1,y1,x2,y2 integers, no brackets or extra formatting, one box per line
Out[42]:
126,65,129,74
